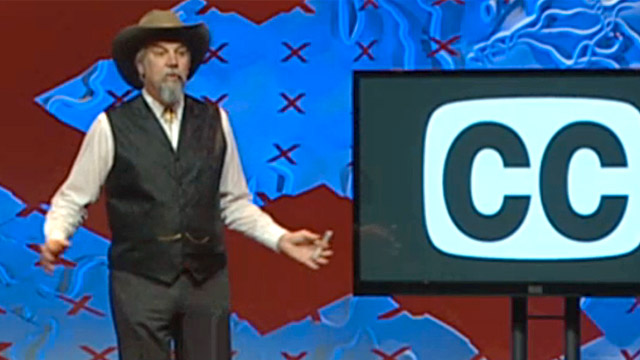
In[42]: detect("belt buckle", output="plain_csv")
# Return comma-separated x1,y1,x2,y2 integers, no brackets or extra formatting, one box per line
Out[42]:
185,232,210,244
157,233,183,242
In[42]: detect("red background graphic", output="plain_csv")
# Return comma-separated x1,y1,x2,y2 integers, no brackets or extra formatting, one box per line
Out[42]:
0,1,605,359
197,0,316,24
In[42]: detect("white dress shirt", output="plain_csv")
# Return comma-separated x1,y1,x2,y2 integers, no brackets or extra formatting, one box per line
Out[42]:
44,89,288,250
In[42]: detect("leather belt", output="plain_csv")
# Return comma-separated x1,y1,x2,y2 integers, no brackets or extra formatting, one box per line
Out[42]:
157,232,210,244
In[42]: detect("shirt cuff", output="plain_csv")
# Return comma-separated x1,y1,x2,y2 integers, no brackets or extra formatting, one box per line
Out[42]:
259,224,289,252
46,228,70,243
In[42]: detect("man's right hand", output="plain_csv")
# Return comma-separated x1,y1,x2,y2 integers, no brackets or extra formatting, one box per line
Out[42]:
40,238,70,273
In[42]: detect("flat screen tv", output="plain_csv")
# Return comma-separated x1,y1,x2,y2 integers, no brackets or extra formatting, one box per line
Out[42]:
354,69,640,296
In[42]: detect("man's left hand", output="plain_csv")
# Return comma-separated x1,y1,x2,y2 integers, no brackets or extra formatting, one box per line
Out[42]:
277,230,333,270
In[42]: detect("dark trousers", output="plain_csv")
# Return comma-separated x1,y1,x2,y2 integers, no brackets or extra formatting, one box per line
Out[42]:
108,267,231,360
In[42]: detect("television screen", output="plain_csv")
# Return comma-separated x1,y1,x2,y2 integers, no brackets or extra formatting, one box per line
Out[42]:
354,70,640,296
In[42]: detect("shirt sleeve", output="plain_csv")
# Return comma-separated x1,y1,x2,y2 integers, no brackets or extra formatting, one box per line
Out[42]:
218,108,289,251
43,113,114,242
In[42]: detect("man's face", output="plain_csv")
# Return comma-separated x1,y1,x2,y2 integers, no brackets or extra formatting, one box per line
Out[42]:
137,41,191,105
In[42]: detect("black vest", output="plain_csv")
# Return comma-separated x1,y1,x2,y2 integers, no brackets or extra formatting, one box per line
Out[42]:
105,95,227,284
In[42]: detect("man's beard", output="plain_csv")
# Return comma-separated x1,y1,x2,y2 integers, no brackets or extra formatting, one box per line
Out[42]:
157,73,184,106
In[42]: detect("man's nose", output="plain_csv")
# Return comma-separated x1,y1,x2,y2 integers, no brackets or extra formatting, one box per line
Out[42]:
166,52,178,67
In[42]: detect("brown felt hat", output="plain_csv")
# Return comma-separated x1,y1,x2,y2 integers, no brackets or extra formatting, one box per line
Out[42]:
112,9,210,89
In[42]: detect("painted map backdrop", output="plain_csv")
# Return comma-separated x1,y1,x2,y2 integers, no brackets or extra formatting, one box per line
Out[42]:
2,0,640,359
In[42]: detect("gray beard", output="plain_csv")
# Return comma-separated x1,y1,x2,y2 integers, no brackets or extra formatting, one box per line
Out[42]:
158,81,184,106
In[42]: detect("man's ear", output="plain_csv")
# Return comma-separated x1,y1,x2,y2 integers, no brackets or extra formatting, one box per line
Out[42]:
136,62,145,81
135,49,147,81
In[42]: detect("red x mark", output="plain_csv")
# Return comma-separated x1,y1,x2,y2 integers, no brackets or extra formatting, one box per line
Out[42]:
279,93,305,114
309,310,321,322
107,89,134,109
377,306,404,320
16,204,46,217
197,2,213,15
622,348,640,360
359,0,379,10
256,192,273,204
282,352,307,360
202,94,229,107
203,43,229,64
58,294,106,317
0,307,6,315
428,35,461,57
432,0,464,5
627,297,640,313
0,342,11,360
268,144,300,165
354,40,378,62
372,345,411,359
282,42,310,63
27,244,77,269
80,345,117,360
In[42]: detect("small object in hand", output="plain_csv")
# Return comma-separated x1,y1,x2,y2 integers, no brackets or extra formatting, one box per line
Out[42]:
312,230,333,259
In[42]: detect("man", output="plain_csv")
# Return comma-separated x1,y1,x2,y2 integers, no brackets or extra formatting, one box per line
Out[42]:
40,9,332,360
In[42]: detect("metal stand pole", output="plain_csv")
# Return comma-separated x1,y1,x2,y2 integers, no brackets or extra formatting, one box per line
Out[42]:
512,296,528,360
565,297,581,360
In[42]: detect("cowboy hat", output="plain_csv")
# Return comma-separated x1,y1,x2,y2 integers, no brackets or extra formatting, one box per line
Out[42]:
112,9,210,89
